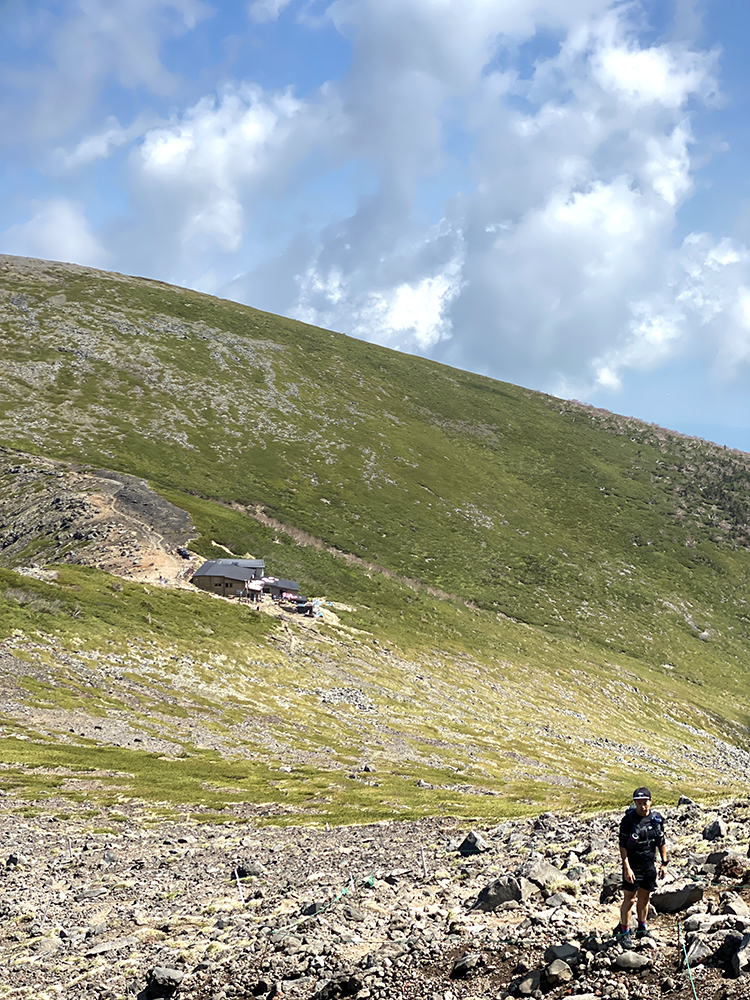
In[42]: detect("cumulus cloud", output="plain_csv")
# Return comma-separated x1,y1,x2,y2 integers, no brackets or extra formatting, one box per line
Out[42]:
7,0,749,417
117,81,343,283
1,199,108,267
275,0,723,383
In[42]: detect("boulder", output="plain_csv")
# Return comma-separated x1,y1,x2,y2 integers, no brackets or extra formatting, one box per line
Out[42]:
544,959,573,986
706,850,733,866
544,943,580,965
651,882,704,913
683,913,726,933
521,858,567,892
600,873,622,904
451,953,481,978
732,933,750,977
545,892,575,908
615,951,650,970
684,933,718,966
720,893,750,918
312,974,363,999
516,970,542,995
458,830,491,855
473,875,537,911
678,795,696,805
147,967,185,998
703,818,728,841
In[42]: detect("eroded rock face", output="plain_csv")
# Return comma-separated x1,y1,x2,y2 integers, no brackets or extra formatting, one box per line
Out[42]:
0,448,195,585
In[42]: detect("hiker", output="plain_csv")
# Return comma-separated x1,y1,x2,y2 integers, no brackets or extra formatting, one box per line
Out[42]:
615,785,667,941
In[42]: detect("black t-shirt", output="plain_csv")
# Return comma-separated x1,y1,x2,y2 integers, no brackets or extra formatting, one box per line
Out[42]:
618,807,665,870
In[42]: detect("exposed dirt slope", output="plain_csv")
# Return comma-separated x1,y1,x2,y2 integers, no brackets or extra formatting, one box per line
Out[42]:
0,448,196,585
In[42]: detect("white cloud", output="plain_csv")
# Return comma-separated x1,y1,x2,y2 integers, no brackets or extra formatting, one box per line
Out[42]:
248,0,294,23
114,80,343,283
0,0,212,147
11,0,747,415
589,233,750,390
54,115,154,170
593,33,716,109
1,199,108,267
295,241,464,351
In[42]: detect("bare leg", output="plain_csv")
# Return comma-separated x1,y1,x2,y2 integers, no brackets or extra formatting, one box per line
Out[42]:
620,889,636,928
635,888,651,925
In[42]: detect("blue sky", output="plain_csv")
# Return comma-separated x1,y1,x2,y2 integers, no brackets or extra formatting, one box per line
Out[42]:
2,0,749,451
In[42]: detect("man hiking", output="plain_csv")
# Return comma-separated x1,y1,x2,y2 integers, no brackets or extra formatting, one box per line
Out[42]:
616,786,667,941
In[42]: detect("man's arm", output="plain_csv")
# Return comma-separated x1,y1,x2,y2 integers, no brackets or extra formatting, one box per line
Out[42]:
620,844,634,882
658,843,668,878
655,816,668,878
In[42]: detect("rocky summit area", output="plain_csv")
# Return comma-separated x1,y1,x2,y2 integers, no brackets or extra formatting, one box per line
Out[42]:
2,796,750,1000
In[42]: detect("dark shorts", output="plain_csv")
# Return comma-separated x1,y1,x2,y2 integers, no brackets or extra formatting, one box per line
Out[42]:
623,866,657,893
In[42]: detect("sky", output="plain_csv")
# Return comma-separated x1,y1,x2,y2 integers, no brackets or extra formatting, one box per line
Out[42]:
1,1,749,452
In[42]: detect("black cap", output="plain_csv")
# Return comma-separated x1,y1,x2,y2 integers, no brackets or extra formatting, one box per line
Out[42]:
633,786,652,800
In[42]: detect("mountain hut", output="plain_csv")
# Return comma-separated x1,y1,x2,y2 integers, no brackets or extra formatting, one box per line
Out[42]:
262,578,300,599
191,558,266,598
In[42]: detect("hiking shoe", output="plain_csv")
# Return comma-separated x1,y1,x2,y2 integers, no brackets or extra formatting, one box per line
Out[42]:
613,926,631,942
636,926,654,939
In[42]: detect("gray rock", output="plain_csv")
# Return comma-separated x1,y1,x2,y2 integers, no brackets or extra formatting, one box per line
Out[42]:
544,959,573,985
74,887,108,901
545,892,575,908
517,970,542,995
544,943,580,965
703,818,728,841
684,934,717,965
235,860,265,878
706,850,733,866
521,859,566,892
59,925,88,940
312,973,364,999
720,893,750,917
615,951,650,970
149,966,185,989
452,952,481,977
473,876,533,910
732,933,750,977
683,913,726,933
600,873,622,904
458,830,490,855
84,935,137,957
651,882,704,913
678,795,696,806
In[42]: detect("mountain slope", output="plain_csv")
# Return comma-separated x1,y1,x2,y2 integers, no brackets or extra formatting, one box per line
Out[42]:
1,253,750,820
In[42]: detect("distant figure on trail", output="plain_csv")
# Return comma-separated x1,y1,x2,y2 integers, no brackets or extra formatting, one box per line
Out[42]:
615,786,667,942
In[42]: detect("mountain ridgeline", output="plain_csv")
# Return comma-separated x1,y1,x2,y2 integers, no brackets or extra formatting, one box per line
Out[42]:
1,252,750,819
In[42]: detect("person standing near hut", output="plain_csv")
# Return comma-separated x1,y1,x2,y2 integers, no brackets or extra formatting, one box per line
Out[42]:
615,786,668,941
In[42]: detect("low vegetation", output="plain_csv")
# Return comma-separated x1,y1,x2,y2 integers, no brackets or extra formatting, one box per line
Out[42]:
0,254,749,821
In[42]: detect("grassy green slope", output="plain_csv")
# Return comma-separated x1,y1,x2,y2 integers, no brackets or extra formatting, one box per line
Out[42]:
1,254,750,818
